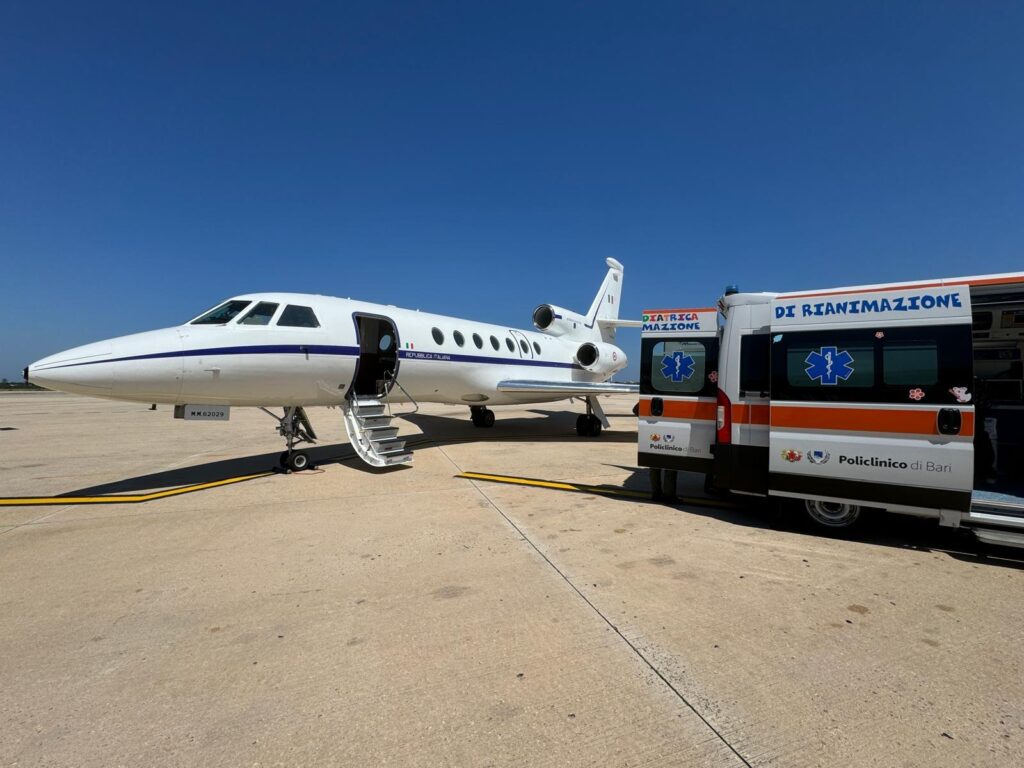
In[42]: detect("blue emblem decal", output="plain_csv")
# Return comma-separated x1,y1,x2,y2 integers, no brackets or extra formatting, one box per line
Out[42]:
805,346,854,385
661,352,695,383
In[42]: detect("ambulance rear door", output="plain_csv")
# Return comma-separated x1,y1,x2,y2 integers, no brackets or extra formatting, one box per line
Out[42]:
768,285,975,515
638,308,720,474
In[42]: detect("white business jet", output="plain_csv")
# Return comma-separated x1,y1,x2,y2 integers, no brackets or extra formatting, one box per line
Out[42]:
27,258,639,470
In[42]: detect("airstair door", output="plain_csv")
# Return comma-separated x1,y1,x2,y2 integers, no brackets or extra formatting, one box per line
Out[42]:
352,314,399,398
768,285,975,515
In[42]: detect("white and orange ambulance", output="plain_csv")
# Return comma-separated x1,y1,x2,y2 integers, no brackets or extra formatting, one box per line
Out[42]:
638,272,1024,547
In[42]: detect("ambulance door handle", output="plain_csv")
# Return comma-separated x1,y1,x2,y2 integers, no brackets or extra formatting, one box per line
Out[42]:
937,408,962,435
651,397,664,417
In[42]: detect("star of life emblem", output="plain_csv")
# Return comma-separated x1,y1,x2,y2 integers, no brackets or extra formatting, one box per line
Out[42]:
661,352,696,383
805,346,854,386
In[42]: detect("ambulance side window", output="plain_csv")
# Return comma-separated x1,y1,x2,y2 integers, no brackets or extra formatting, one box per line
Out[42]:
882,341,938,385
770,325,971,404
641,338,719,396
739,334,770,395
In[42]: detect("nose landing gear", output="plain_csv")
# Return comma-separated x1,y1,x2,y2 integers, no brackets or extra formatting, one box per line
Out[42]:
260,406,318,471
470,405,495,428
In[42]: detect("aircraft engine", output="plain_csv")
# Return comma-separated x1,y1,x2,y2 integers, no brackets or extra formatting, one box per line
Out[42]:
575,341,627,375
532,304,588,337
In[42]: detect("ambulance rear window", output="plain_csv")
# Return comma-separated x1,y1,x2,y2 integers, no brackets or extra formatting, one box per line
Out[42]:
647,340,712,395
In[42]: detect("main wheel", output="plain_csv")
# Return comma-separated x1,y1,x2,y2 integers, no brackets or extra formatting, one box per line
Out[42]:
802,499,861,530
576,414,589,437
587,416,602,437
286,451,310,472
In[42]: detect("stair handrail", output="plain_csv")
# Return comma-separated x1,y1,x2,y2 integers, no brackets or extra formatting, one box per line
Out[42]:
384,368,419,416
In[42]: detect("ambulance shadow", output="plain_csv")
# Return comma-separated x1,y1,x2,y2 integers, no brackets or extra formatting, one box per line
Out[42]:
612,466,1024,570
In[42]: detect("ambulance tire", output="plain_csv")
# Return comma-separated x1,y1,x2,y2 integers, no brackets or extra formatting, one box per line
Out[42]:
800,499,862,531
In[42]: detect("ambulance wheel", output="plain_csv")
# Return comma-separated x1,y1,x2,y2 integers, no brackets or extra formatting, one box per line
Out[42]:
286,451,310,472
802,499,861,530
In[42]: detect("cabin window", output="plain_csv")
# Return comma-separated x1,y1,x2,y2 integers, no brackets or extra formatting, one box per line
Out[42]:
533,341,541,355
432,327,444,345
472,333,483,349
191,300,252,325
739,334,770,395
519,339,529,354
277,305,320,328
490,335,500,350
237,302,279,326
506,338,515,352
453,330,465,347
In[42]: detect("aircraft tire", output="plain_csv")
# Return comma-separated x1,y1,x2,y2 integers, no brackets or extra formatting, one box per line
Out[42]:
480,409,495,428
576,414,588,436
287,451,310,472
588,416,602,437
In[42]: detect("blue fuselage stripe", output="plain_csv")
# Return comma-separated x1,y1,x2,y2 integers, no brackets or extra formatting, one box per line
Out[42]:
41,344,580,370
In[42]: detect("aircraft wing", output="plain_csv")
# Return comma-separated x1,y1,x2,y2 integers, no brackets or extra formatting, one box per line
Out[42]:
497,380,638,396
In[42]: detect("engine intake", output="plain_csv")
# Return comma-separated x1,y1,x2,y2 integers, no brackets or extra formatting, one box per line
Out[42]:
575,342,627,375
532,304,587,337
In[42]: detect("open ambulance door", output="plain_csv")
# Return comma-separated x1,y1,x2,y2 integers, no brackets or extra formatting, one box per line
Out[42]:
768,285,975,527
638,309,720,474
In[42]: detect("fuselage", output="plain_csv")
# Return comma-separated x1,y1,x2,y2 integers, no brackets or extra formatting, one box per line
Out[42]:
27,293,609,407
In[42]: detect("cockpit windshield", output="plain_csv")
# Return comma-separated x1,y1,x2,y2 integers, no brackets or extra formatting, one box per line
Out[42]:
190,300,252,325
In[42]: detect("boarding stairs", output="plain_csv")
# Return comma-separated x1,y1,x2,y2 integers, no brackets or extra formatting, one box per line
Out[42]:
342,375,415,468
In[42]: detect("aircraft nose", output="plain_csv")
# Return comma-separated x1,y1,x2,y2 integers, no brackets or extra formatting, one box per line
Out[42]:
27,340,117,394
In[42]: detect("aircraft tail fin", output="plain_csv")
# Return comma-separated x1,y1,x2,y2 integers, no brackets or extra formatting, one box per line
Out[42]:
586,258,625,343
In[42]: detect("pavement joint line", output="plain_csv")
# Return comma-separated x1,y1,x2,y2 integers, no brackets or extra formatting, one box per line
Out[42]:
437,446,753,768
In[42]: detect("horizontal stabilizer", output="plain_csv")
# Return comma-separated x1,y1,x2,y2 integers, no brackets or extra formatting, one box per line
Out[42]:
497,379,638,396
597,318,643,329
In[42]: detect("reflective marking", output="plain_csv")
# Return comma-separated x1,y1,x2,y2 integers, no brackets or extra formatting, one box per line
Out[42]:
0,472,273,507
457,471,737,509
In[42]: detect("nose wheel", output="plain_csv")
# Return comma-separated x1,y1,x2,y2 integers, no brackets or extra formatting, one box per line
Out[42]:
470,405,495,428
261,406,317,471
280,450,310,472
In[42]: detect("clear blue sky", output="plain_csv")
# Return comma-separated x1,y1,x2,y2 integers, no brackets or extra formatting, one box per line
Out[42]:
2,1,1022,381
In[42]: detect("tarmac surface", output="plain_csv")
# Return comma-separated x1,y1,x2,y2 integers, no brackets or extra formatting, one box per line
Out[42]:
1,392,1022,767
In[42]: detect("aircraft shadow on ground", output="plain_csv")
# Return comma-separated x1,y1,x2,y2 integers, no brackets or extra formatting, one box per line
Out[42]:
64,409,638,495
602,464,1024,571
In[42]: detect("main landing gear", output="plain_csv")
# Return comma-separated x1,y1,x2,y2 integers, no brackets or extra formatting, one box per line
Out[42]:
575,396,605,438
470,405,495,428
260,406,318,472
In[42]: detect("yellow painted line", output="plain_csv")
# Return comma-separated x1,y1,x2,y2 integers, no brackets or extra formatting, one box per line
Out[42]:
457,471,739,509
0,472,274,507
458,471,650,499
